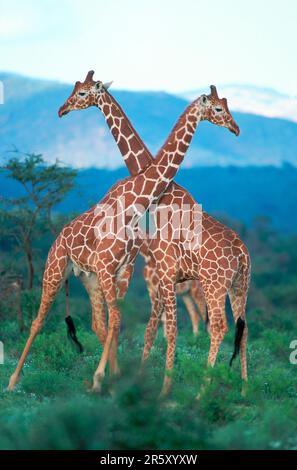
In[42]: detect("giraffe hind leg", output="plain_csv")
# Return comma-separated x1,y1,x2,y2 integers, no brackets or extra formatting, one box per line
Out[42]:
181,294,199,336
229,251,250,396
191,281,208,324
229,281,249,384
7,237,69,391
80,272,122,378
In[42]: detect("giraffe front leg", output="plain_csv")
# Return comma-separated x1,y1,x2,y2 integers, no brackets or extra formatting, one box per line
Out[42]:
80,273,107,346
107,263,135,379
81,272,121,382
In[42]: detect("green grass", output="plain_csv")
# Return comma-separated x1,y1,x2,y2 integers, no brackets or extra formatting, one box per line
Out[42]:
1,309,297,450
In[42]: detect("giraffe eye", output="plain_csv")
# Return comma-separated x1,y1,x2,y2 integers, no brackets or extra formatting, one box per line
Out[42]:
215,107,223,112
78,92,86,97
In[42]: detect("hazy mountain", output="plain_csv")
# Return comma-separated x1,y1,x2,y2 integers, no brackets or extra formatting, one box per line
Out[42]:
1,72,297,169
179,84,297,123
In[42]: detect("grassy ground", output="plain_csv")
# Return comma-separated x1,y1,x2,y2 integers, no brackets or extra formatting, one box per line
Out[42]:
1,304,297,450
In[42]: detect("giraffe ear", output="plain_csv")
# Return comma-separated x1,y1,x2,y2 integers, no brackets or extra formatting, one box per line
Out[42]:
103,81,113,90
201,95,208,105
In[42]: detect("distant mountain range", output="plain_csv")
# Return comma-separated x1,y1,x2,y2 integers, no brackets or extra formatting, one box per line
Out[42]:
1,72,297,169
1,165,296,233
179,85,297,123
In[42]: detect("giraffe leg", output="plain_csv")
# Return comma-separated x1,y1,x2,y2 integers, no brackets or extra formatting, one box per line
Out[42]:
160,284,177,398
191,281,207,323
80,273,119,378
196,290,228,399
101,263,135,377
80,273,107,346
116,263,134,300
206,293,228,367
107,264,135,378
8,281,64,390
181,294,199,336
7,240,69,391
141,261,165,363
91,271,120,392
141,290,163,366
229,275,249,395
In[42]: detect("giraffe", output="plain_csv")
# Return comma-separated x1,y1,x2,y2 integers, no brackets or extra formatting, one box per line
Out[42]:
55,72,246,397
7,74,238,393
142,209,251,396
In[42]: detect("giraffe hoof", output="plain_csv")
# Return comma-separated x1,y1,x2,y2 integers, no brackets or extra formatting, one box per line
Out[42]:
159,391,169,400
89,384,102,394
241,382,248,398
108,387,116,399
83,379,93,391
7,373,19,392
159,385,171,400
138,360,147,376
111,366,121,378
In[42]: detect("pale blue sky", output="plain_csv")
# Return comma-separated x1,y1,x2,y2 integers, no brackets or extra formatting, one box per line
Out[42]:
0,0,296,94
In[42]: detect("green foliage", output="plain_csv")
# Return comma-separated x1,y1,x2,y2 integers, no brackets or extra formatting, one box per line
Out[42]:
0,152,77,289
1,304,297,450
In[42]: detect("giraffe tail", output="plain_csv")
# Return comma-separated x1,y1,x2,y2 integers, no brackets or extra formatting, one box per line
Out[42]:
65,315,84,353
64,279,84,353
229,317,245,366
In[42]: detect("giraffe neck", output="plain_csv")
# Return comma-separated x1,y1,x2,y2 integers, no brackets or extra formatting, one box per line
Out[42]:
96,92,153,176
152,99,202,183
130,99,202,215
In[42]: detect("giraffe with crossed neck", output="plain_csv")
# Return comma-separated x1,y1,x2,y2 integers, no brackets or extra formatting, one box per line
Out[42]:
8,73,239,393
56,72,249,397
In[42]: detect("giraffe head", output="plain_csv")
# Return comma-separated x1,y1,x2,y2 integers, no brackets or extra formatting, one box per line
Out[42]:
199,86,240,136
58,70,112,117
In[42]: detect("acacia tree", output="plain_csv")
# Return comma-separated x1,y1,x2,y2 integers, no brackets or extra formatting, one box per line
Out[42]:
0,152,77,289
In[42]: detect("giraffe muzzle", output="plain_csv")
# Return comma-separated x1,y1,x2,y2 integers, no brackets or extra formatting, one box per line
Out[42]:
229,122,240,136
58,104,70,117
